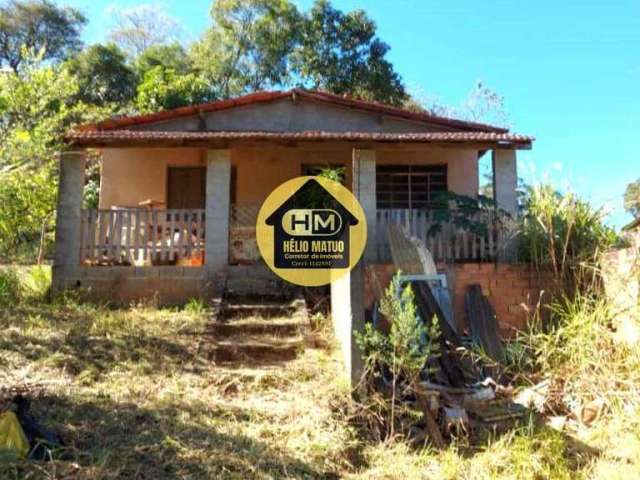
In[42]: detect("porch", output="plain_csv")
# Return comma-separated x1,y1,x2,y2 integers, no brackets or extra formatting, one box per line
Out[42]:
77,204,507,268
67,143,518,272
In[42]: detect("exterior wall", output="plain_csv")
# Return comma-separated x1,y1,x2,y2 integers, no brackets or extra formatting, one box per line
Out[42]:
364,263,558,337
99,144,479,209
99,148,204,209
376,146,479,198
132,97,456,134
76,266,208,305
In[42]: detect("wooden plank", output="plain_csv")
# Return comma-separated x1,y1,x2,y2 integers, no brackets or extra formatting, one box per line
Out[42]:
151,210,158,264
98,210,106,263
412,280,467,388
89,210,97,263
125,210,132,263
142,209,148,263
134,209,141,263
464,284,504,363
168,210,176,261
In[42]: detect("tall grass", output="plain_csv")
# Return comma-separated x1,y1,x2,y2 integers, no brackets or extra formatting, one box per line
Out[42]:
518,185,617,295
506,293,640,418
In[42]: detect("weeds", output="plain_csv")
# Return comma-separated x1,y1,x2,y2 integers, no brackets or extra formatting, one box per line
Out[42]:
184,296,206,315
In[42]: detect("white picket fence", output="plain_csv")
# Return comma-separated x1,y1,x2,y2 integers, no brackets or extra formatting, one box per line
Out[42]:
80,208,205,265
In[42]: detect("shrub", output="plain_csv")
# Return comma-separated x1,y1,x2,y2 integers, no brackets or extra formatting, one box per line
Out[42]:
356,273,440,439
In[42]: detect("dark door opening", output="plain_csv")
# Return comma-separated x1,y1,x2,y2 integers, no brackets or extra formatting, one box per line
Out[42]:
167,167,206,209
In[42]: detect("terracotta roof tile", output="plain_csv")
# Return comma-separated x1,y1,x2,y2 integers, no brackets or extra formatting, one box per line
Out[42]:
66,129,534,148
77,89,510,133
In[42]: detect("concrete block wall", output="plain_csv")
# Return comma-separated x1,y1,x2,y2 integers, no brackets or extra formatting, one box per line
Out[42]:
364,262,558,337
75,267,209,305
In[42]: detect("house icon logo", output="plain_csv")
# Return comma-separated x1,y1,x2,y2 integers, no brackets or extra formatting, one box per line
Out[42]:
257,177,367,286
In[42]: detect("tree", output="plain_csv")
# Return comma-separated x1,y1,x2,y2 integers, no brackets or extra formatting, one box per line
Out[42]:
191,0,301,98
107,4,181,58
65,43,137,106
0,0,86,72
292,0,407,105
408,80,510,128
624,179,640,218
136,66,214,112
135,43,191,78
0,52,107,260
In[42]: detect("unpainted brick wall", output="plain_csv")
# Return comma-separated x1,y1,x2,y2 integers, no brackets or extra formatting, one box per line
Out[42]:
364,263,557,337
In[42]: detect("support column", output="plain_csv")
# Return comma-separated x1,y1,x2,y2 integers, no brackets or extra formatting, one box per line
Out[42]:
352,148,377,262
492,149,518,216
329,148,376,387
205,149,231,275
492,149,518,261
52,150,86,292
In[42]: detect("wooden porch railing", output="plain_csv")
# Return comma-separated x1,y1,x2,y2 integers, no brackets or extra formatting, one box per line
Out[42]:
80,209,205,266
375,209,508,263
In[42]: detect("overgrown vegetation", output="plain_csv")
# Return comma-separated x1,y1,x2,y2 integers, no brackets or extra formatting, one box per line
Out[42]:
3,266,638,478
517,184,617,294
356,276,440,440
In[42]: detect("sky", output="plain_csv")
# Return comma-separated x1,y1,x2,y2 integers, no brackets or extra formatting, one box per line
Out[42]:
65,0,640,229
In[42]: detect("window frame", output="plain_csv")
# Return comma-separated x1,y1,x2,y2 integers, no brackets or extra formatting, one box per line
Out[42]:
376,164,448,209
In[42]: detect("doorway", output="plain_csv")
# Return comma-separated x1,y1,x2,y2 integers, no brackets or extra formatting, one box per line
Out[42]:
167,167,206,209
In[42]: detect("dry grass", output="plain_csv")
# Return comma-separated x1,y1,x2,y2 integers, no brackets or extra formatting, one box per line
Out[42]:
0,266,639,479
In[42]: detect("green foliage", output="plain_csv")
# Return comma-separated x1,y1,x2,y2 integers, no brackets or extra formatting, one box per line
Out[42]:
190,0,407,103
191,0,301,98
0,268,22,306
317,165,345,184
624,178,640,218
65,43,136,106
135,43,191,77
135,66,214,112
184,297,206,314
356,273,440,438
0,52,109,260
517,184,617,294
293,0,407,105
0,165,57,260
427,191,497,237
0,0,87,72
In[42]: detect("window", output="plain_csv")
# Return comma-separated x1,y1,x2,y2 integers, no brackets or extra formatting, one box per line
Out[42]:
376,164,447,209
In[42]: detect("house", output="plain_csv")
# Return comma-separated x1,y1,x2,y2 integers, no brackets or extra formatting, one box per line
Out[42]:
54,89,534,382
623,217,640,245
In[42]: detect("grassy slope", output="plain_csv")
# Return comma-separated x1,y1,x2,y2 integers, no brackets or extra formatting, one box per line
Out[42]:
0,268,639,479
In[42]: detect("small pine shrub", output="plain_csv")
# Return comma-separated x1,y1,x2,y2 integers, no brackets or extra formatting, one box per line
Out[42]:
356,273,440,439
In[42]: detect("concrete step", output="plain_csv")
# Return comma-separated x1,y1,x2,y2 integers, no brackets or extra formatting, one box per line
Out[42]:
206,334,303,364
217,303,297,320
206,318,307,337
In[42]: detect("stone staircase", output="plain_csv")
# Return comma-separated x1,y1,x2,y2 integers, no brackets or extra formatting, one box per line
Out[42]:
204,291,310,365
